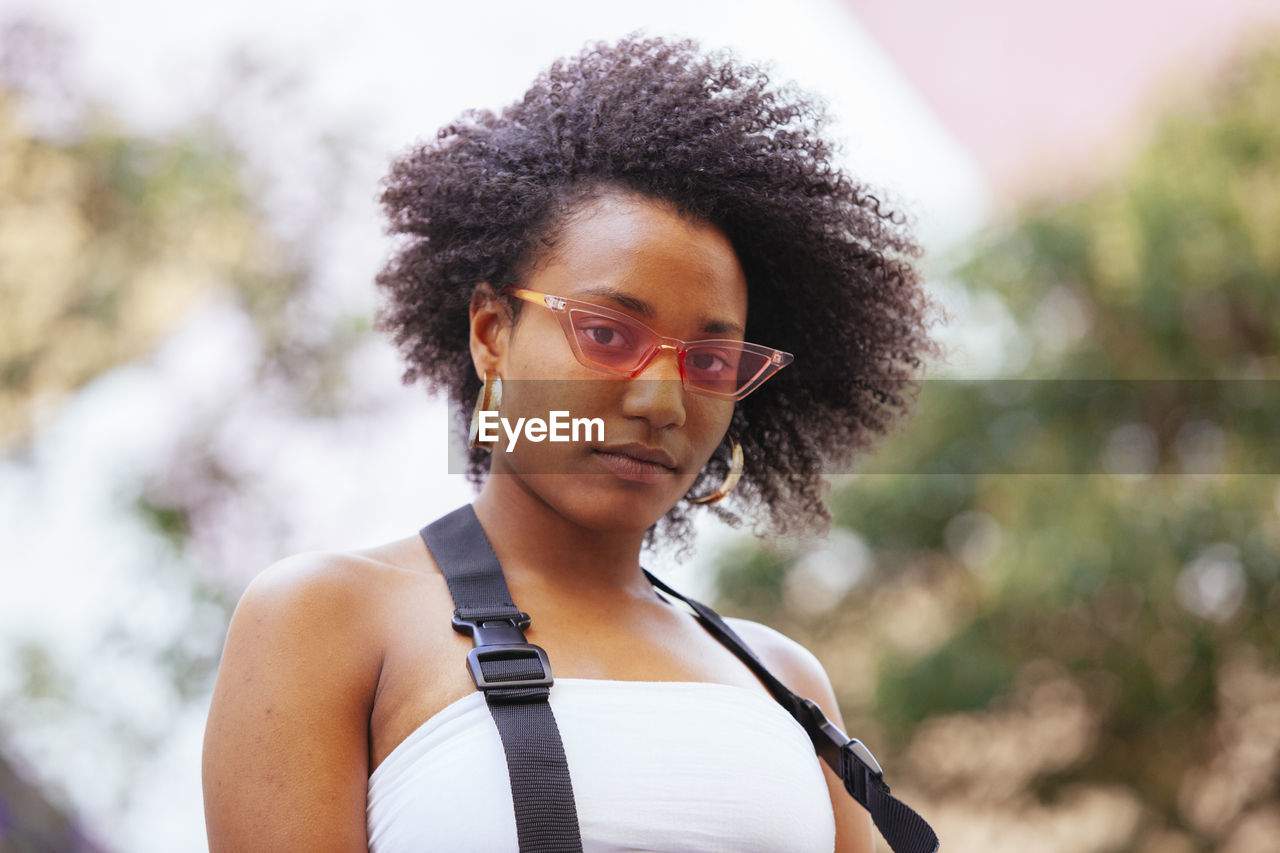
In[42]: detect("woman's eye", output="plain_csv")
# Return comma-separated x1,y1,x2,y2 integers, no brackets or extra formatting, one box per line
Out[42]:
578,322,633,350
688,350,734,374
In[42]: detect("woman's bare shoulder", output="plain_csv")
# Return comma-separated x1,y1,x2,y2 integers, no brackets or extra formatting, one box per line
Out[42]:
722,616,843,717
203,534,442,852
236,533,439,620
213,536,435,714
723,617,876,853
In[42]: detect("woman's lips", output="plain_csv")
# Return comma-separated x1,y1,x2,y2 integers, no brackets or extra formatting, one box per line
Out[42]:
593,447,677,484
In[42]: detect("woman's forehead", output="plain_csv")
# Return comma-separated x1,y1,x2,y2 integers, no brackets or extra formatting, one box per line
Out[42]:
534,192,748,322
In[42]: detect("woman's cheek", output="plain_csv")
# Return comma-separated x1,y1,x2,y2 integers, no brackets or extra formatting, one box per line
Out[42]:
488,379,606,467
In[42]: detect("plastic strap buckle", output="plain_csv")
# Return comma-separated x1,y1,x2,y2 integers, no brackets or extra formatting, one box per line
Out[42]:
844,738,883,776
452,612,532,643
796,697,887,803
464,644,555,691
839,737,888,805
452,614,554,694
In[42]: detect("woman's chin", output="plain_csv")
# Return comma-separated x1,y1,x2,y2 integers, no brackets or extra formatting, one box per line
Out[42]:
513,472,686,533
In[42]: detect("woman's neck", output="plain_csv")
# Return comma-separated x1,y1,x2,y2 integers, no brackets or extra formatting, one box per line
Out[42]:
471,477,657,605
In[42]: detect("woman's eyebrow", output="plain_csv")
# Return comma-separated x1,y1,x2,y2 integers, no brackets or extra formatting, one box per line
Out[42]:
700,318,745,336
579,287,746,336
581,286,654,316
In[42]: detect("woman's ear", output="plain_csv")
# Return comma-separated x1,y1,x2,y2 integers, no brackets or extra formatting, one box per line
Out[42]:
469,283,511,379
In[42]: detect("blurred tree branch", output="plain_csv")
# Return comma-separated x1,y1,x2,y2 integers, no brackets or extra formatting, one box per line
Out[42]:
0,20,304,451
0,15,374,846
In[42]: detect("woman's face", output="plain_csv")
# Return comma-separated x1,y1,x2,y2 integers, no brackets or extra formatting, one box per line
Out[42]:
475,191,747,535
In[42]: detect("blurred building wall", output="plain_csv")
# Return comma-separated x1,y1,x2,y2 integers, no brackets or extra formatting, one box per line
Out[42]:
847,0,1280,199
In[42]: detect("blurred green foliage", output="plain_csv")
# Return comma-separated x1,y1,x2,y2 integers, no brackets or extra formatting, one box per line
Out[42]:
715,40,1280,851
961,46,1280,380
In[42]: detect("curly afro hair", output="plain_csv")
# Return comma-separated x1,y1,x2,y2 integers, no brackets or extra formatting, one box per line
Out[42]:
376,35,941,548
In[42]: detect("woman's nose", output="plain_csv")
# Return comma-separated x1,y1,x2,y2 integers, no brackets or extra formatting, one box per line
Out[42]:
620,347,686,430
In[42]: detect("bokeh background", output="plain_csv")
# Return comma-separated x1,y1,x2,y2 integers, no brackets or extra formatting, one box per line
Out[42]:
2,1,1279,851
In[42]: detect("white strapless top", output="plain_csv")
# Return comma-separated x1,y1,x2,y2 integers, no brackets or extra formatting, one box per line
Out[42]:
366,678,836,852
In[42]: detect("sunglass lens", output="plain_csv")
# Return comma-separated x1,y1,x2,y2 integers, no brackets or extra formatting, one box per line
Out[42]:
569,310,650,371
684,345,770,397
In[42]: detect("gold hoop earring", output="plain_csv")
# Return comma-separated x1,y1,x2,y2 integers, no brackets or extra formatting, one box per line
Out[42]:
468,373,502,452
686,438,743,505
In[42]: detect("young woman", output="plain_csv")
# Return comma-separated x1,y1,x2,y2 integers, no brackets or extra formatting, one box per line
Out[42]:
203,36,939,853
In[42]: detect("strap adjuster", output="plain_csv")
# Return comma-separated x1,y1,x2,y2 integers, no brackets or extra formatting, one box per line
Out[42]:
465,645,555,691
452,614,553,693
839,737,888,805
844,738,883,776
799,697,884,774
452,613,532,644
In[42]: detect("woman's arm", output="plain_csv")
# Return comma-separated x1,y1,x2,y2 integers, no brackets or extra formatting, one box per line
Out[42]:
727,618,876,853
203,554,384,853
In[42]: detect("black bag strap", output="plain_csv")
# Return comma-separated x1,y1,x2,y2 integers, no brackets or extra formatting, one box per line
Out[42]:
421,503,938,853
420,505,583,853
643,570,941,853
